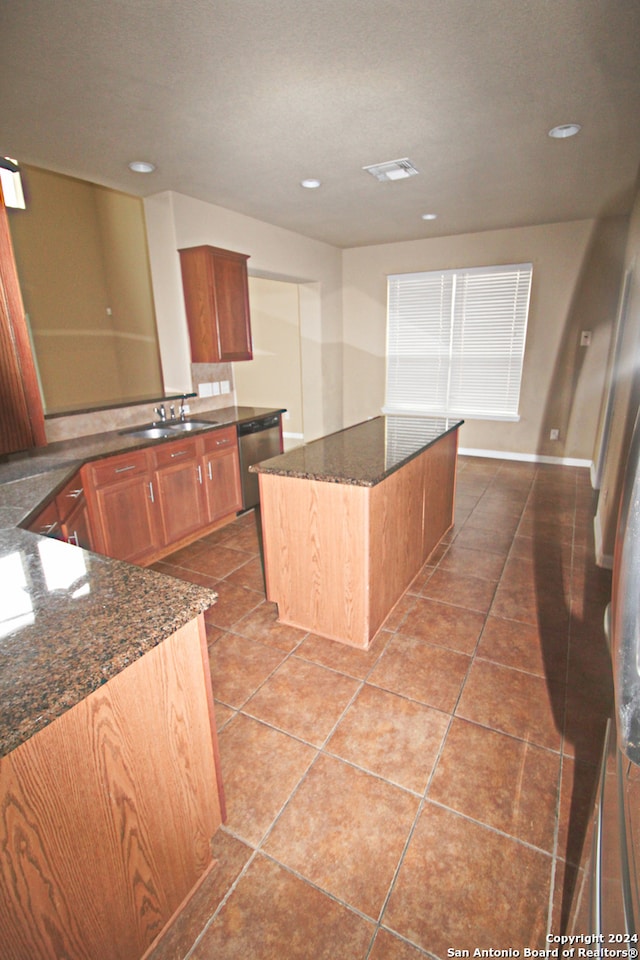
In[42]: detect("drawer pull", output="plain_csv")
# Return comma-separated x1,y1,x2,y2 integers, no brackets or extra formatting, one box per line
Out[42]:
114,464,137,474
40,522,59,535
170,450,189,458
66,488,84,499
148,482,155,503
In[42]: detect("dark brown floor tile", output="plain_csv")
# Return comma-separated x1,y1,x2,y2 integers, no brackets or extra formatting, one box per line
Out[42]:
490,556,570,628
218,714,316,846
243,657,360,746
204,580,264,627
208,632,286,707
214,700,236,731
328,685,449,793
369,928,428,959
456,659,564,751
264,755,419,918
233,601,308,652
398,595,485,654
419,568,497,614
477,615,568,682
556,757,599,866
428,717,560,851
211,519,261,554
147,831,253,960
381,593,418,631
368,634,471,713
296,628,391,679
179,544,251,579
383,802,552,953
451,523,514,557
438,542,506,581
224,555,266,593
191,854,374,959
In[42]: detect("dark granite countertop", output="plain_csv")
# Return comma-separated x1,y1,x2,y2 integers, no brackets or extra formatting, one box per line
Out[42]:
0,405,284,758
251,415,463,487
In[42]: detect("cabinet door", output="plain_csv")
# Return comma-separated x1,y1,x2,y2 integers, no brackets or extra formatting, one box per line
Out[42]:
83,452,160,563
179,245,252,363
200,429,243,522
61,496,92,549
152,439,205,545
0,191,46,454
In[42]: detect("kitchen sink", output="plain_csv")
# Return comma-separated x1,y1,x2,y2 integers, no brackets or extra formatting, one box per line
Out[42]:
119,420,219,439
119,425,176,439
165,419,219,432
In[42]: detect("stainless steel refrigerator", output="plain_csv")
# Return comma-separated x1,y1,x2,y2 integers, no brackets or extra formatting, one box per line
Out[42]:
575,408,640,939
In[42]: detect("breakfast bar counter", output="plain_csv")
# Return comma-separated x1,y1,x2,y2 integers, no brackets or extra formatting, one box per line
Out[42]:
252,415,462,649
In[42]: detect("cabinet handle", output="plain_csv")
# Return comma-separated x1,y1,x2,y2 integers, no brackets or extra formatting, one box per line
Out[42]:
197,464,203,484
170,449,189,458
115,464,137,474
207,462,213,481
215,439,229,446
68,532,79,546
40,521,59,535
66,488,83,499
148,481,155,503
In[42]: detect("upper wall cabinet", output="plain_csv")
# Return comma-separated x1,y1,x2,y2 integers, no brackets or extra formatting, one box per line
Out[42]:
179,245,253,363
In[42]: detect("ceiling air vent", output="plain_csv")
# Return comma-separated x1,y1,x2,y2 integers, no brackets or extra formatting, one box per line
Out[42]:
362,158,420,182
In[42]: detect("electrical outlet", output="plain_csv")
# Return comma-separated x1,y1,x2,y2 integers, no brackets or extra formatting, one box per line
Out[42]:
550,428,560,441
580,331,592,346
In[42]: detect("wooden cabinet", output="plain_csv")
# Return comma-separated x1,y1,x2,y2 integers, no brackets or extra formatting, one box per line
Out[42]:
27,427,244,564
55,473,91,549
178,245,253,362
0,189,46,455
26,470,92,548
82,450,160,563
150,437,205,545
200,427,243,522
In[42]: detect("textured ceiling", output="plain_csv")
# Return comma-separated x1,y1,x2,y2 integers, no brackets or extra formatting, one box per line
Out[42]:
2,0,640,248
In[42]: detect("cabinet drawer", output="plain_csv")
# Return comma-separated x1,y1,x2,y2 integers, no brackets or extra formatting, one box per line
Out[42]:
151,436,199,469
27,499,63,539
85,449,149,486
55,472,85,521
200,426,237,455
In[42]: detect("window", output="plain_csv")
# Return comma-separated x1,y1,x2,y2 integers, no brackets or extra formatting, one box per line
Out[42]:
385,262,532,420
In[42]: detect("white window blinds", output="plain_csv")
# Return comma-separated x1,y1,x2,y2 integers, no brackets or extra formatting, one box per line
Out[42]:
386,262,532,420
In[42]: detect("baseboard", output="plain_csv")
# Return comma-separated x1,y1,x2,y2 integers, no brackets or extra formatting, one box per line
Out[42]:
458,447,593,469
593,511,614,569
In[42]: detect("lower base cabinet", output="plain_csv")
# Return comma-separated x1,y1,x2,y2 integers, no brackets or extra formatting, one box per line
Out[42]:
0,615,224,960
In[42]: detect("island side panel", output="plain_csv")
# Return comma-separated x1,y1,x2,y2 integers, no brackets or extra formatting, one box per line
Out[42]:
258,473,371,648
421,428,458,562
368,450,431,639
0,616,222,960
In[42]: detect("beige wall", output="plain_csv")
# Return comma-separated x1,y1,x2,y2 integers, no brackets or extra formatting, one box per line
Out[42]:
234,278,304,445
342,218,628,461
144,190,343,443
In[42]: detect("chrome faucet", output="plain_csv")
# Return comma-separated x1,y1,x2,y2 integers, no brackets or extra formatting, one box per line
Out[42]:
179,398,187,421
154,403,166,422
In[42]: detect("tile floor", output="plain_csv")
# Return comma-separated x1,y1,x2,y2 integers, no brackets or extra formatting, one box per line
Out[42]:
148,455,613,959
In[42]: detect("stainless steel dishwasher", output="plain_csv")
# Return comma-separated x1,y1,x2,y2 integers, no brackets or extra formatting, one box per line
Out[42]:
237,413,283,509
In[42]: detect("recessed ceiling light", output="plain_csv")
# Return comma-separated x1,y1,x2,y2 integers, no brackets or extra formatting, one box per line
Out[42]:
128,160,156,173
548,124,582,139
421,213,438,221
363,158,419,182
301,178,321,189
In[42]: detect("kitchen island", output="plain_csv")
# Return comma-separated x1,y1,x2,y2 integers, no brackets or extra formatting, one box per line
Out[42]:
253,415,462,649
